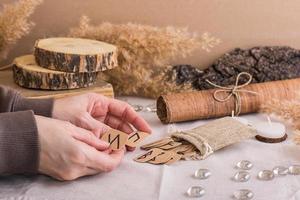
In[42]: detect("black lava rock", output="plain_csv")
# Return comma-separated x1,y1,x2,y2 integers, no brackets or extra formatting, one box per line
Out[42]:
173,46,300,90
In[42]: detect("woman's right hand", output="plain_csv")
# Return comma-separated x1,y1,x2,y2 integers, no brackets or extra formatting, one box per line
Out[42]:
35,115,124,181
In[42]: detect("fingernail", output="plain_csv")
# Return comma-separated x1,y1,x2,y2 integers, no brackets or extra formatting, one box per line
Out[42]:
103,141,110,146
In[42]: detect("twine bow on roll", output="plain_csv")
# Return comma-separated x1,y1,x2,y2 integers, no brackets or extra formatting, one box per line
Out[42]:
206,72,258,116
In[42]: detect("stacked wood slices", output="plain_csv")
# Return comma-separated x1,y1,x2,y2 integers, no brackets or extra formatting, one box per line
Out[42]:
13,37,118,90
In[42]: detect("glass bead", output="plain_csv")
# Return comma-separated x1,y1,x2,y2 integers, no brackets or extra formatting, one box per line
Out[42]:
288,165,300,175
167,124,178,134
194,169,211,179
233,189,254,200
233,171,250,182
131,104,143,112
272,166,288,176
236,160,253,170
186,186,205,197
145,103,157,112
257,170,274,181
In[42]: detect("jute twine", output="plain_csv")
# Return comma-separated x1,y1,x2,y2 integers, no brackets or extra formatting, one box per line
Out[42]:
206,72,258,116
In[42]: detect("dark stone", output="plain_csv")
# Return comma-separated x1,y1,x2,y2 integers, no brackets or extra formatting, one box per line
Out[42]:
172,64,202,84
173,46,300,90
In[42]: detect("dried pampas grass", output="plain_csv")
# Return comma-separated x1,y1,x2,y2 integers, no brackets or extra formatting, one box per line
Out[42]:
69,16,220,97
260,94,300,144
261,98,300,129
293,130,300,145
0,0,42,59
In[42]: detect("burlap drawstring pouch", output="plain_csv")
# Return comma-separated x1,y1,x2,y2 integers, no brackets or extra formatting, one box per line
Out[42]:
171,117,257,160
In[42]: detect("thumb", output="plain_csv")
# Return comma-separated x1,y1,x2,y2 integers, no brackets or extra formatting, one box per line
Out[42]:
72,126,110,151
76,112,110,138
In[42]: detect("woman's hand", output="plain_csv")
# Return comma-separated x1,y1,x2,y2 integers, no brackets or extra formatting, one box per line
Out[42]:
52,93,151,138
36,115,124,181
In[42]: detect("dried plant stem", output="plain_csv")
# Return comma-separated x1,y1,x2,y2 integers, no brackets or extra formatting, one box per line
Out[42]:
261,98,300,129
69,16,220,97
0,0,42,59
260,92,300,144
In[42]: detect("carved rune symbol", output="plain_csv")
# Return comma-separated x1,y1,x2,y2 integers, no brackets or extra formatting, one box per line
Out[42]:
138,150,153,160
128,132,140,143
126,131,149,148
101,128,129,150
108,134,120,149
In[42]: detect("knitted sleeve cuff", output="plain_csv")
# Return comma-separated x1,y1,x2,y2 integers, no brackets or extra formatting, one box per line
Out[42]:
0,110,39,175
13,95,54,117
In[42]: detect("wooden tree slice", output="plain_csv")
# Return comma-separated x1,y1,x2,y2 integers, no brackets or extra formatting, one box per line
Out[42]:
34,37,118,73
13,55,98,90
0,70,114,98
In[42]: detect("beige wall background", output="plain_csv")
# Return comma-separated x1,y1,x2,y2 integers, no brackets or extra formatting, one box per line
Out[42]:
1,0,300,68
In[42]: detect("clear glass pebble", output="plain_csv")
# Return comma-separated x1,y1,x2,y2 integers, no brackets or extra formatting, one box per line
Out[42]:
167,124,178,134
186,186,205,197
194,169,211,179
145,103,157,112
273,166,288,176
131,104,143,112
257,170,274,181
233,171,250,182
288,165,300,175
236,160,253,170
233,189,254,200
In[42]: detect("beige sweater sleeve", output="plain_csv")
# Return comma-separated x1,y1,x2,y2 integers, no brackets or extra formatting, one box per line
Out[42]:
0,86,53,175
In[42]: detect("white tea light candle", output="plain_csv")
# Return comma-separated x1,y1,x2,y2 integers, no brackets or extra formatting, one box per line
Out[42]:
254,121,287,143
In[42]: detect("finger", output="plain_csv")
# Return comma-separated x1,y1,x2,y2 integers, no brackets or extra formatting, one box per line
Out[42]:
72,167,99,180
86,147,125,172
102,114,137,152
126,146,136,152
84,167,100,176
102,148,113,154
107,99,151,133
103,114,133,134
76,112,110,138
72,126,110,151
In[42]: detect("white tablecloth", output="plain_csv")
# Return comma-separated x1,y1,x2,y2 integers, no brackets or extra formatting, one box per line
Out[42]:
1,97,300,200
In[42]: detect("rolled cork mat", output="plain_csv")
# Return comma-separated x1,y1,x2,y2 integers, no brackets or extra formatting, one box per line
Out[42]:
34,37,118,73
157,78,300,123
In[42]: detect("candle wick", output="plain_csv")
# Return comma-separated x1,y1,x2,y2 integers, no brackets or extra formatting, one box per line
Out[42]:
267,116,272,126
